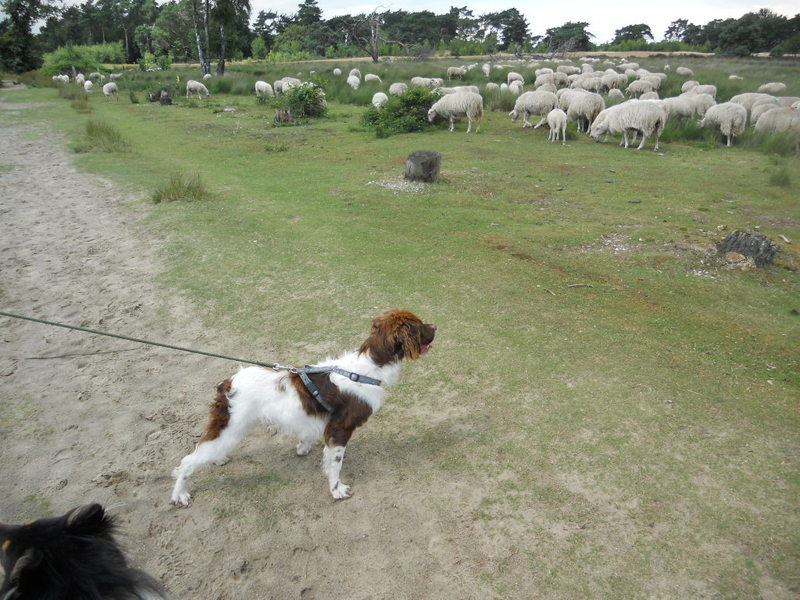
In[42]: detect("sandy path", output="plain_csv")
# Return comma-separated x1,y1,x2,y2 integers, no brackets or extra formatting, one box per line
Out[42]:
0,102,490,599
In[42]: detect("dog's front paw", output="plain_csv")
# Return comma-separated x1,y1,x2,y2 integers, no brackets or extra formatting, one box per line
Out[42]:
331,482,352,500
171,491,191,507
213,456,230,466
296,442,312,456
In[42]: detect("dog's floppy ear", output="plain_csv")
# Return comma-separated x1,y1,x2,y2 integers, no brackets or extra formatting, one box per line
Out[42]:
7,547,43,594
65,504,114,537
394,320,422,360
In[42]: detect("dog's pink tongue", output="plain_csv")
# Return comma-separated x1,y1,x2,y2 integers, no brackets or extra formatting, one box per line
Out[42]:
421,344,432,354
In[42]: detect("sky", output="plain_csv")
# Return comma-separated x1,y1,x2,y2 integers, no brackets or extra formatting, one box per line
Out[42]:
249,0,799,44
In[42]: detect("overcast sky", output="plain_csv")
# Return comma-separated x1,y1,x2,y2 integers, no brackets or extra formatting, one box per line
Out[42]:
250,0,798,44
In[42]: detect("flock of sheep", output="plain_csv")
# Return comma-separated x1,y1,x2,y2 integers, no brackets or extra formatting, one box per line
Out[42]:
51,58,799,150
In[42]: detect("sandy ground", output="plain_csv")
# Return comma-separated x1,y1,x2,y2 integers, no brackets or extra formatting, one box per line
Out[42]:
0,100,491,599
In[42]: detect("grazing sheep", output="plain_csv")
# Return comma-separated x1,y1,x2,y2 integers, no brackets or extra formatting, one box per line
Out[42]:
601,72,628,91
203,73,212,80
680,80,699,93
778,96,800,107
447,66,467,80
255,80,274,97
485,82,500,92
186,79,210,98
607,88,624,100
626,79,653,98
88,71,104,81
279,76,301,92
428,91,483,133
557,65,581,75
567,91,605,133
758,82,787,94
751,99,780,125
365,73,382,84
590,100,668,151
349,68,361,79
685,84,717,98
109,73,122,81
507,71,524,86
640,91,659,100
753,107,800,140
509,90,557,128
347,75,360,89
332,68,342,76
676,66,694,76
83,80,93,92
437,85,480,95
389,82,408,95
372,92,388,108
75,73,85,86
729,74,743,81
546,108,567,144
509,80,524,96
481,63,491,77
102,81,119,100
699,102,747,147
410,76,435,88
687,93,716,117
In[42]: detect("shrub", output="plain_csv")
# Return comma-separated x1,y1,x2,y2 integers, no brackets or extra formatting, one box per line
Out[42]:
73,120,131,153
361,87,439,138
152,172,213,203
284,83,327,118
41,45,99,76
129,90,140,104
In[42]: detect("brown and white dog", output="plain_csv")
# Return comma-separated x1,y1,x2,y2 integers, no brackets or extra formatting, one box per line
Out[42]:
171,309,436,505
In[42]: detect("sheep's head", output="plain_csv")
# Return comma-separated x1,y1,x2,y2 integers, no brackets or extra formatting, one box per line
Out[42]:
589,121,607,141
427,107,437,122
509,109,519,122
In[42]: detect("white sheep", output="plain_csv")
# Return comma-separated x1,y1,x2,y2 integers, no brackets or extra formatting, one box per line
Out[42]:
778,96,800,107
102,81,118,100
758,82,787,94
508,80,524,96
447,66,467,80
349,68,361,80
347,75,360,89
753,107,800,145
109,73,122,81
607,88,624,101
75,73,85,86
590,100,667,151
88,71,104,81
332,68,342,76
186,79,210,98
83,80,93,92
567,91,605,133
371,92,388,108
640,91,659,100
364,73,381,84
202,73,212,80
279,76,301,92
751,99,780,125
626,79,653,98
685,84,717,98
481,63,491,77
729,74,743,81
546,108,567,144
699,102,747,147
507,71,524,86
428,91,483,133
389,82,408,95
676,66,694,76
410,76,436,88
485,82,500,92
437,85,480,95
255,80,274,97
509,90,557,128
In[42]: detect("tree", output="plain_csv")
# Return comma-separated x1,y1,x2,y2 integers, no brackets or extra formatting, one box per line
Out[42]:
213,0,250,74
0,0,55,72
482,9,529,50
296,0,321,26
543,21,594,54
664,18,689,41
612,23,653,45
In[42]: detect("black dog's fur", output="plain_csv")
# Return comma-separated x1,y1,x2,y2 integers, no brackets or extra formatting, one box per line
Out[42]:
0,504,168,600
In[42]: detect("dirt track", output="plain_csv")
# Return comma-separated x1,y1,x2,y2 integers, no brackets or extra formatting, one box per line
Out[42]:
0,100,491,599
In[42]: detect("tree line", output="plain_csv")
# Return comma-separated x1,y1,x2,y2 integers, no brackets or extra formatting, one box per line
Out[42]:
1,0,799,74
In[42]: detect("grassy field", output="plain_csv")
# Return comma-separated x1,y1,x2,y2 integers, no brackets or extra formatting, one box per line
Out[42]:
2,54,799,598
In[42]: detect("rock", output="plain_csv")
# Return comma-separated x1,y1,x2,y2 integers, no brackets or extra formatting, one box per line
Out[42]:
717,230,779,266
404,150,441,183
724,252,746,263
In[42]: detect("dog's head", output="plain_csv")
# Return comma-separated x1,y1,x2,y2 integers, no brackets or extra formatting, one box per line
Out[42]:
359,309,436,366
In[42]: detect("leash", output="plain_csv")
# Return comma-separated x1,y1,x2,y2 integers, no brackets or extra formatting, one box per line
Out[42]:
0,310,382,413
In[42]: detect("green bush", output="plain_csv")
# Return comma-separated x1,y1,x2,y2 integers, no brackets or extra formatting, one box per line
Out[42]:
152,172,214,203
361,87,439,138
73,120,131,153
41,45,99,76
284,83,328,118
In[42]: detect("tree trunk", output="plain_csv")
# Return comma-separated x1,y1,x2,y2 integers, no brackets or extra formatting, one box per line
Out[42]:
202,0,212,75
123,26,130,63
216,24,226,75
190,0,207,75
369,11,380,62
405,151,441,183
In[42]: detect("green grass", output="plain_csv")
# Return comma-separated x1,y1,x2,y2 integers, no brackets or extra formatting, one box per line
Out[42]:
151,171,214,203
3,56,799,597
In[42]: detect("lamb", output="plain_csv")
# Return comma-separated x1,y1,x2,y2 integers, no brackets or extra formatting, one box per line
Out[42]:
589,100,667,151
676,66,694,76
428,91,483,133
347,75,360,89
546,108,567,144
389,82,408,95
481,63,491,77
83,80,93,92
364,73,381,84
0,504,169,600
202,73,212,80
509,90,557,128
255,80,274,97
372,91,388,108
186,79,210,98
508,80,524,96
332,67,342,76
102,81,119,100
447,66,467,80
348,68,361,80
567,91,605,133
758,82,787,94
699,102,747,147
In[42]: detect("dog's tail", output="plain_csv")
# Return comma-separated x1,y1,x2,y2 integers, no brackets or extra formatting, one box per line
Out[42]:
199,379,232,442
